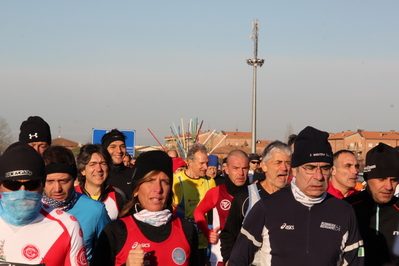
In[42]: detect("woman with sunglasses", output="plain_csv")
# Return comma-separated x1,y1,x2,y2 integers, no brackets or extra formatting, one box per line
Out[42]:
91,150,199,266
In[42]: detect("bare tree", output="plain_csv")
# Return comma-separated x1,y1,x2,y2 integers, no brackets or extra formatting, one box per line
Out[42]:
0,116,13,153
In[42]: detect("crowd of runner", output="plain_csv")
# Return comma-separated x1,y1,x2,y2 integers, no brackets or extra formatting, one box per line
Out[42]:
0,116,399,266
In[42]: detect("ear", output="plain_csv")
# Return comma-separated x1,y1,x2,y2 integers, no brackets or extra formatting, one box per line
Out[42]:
260,161,267,173
81,169,86,177
331,166,337,176
292,167,297,177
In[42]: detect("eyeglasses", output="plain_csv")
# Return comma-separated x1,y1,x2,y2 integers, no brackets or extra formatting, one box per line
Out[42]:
2,180,42,191
301,164,332,176
250,161,260,164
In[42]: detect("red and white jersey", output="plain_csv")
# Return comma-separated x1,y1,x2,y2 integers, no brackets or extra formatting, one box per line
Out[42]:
0,204,87,266
75,186,120,220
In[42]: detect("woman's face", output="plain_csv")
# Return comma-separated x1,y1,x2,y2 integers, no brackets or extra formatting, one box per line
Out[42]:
137,172,171,212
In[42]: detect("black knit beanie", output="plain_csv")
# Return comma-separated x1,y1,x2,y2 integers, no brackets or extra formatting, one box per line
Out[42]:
19,116,51,145
0,142,46,184
132,150,173,188
101,129,126,149
291,126,333,167
364,142,399,180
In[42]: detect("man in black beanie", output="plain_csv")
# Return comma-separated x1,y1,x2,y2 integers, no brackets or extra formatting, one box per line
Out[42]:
345,142,399,266
229,126,364,266
19,116,52,155
101,129,134,199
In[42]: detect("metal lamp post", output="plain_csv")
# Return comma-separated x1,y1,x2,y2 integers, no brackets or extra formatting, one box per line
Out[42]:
246,20,264,154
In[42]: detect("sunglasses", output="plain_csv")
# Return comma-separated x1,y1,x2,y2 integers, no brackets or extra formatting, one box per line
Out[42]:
250,161,260,164
2,180,42,191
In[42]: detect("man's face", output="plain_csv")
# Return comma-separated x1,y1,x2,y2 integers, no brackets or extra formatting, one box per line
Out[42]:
261,152,291,189
367,177,399,204
28,142,49,155
249,159,260,171
188,151,208,178
81,153,108,186
0,179,43,194
293,162,332,198
107,140,126,165
206,166,218,178
226,156,249,186
331,153,359,191
44,173,74,201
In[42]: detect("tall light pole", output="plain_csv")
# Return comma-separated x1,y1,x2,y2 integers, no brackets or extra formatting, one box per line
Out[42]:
246,20,264,154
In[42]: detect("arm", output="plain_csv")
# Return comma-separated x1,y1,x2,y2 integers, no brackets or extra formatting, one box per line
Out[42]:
181,218,200,266
220,191,248,262
341,208,365,266
228,200,266,266
66,215,88,266
193,187,219,241
91,220,127,266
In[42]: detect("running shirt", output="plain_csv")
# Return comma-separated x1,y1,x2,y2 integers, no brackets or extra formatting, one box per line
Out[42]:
172,170,216,249
0,204,87,266
115,216,191,266
75,186,120,220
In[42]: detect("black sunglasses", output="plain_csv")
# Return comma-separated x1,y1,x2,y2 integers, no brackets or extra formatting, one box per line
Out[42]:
250,161,260,164
2,180,42,191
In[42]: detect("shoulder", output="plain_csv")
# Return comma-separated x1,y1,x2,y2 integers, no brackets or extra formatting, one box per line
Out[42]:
74,193,108,213
42,204,82,230
344,190,368,205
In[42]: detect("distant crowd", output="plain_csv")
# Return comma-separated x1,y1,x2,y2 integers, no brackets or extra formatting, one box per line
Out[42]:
0,116,399,266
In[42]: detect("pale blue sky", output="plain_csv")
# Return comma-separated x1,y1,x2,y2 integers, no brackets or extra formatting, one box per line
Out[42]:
1,1,398,145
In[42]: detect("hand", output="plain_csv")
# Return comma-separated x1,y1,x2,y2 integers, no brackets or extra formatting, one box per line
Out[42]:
126,243,145,266
209,226,221,244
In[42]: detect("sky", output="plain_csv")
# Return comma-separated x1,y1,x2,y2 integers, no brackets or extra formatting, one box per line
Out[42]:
1,1,398,146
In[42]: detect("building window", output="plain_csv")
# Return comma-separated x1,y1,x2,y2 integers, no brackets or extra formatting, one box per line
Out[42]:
368,143,372,147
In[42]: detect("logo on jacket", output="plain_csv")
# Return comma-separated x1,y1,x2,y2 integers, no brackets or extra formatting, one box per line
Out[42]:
22,244,40,261
320,222,341,231
280,223,294,230
172,247,186,265
220,199,231,210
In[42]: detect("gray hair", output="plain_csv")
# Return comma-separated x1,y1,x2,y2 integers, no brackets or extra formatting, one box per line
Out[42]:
261,141,292,163
186,143,207,161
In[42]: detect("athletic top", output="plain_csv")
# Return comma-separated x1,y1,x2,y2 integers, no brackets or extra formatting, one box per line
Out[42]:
67,193,111,261
75,185,125,220
115,216,191,266
229,187,364,266
0,204,87,266
172,170,216,249
345,190,399,266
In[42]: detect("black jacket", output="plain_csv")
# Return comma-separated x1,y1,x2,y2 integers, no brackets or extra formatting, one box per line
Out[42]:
345,190,399,266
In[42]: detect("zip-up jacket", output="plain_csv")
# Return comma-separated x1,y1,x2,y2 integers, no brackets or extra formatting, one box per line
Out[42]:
229,186,364,266
345,190,399,266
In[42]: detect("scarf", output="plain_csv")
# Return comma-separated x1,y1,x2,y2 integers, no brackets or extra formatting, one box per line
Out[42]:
290,177,326,208
42,190,78,212
133,204,172,227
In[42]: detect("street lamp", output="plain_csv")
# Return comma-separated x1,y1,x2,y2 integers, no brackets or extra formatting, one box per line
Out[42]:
247,20,264,154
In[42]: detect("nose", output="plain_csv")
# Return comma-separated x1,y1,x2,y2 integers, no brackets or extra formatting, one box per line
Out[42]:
280,163,288,171
351,166,359,175
384,179,394,191
153,180,163,193
313,167,324,181
54,181,62,192
94,163,102,171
